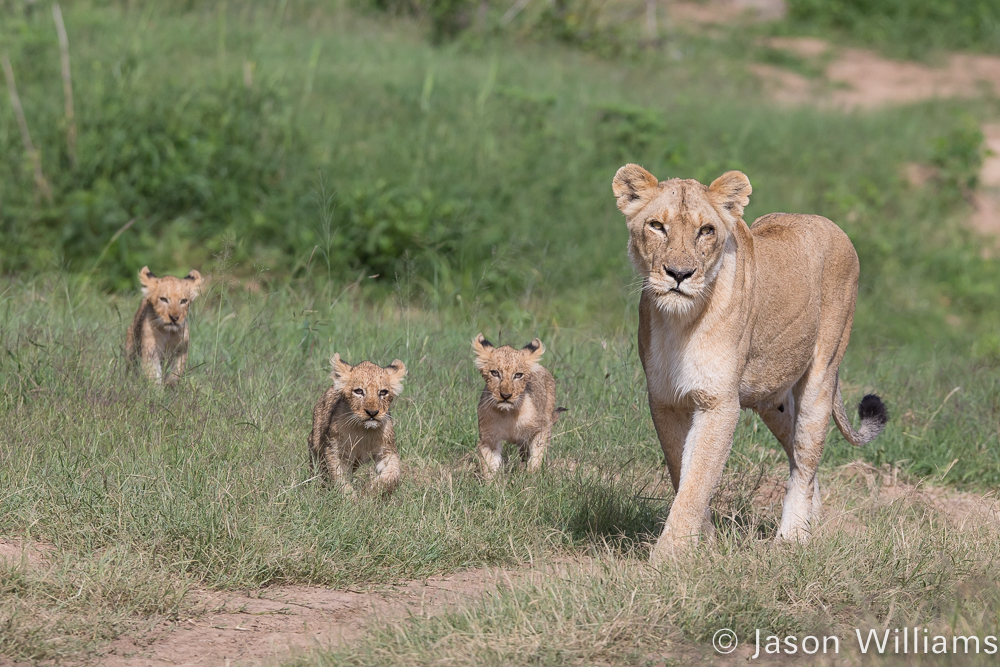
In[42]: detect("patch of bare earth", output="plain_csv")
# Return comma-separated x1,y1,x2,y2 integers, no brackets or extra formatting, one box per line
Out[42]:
98,567,510,667
750,37,1000,110
0,538,54,570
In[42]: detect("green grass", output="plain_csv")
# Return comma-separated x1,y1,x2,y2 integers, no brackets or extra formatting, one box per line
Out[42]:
1,1,999,664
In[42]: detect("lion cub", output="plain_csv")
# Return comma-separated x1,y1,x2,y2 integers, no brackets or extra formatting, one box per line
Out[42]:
309,354,407,497
473,334,565,479
126,266,203,386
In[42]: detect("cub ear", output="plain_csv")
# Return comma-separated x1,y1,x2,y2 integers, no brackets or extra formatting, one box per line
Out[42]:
183,269,203,296
330,353,353,391
612,164,658,217
387,359,407,394
138,266,157,296
523,338,545,364
707,171,752,223
472,333,493,370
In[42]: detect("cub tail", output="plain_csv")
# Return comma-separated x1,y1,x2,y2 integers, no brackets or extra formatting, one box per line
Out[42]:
831,377,888,447
552,407,568,423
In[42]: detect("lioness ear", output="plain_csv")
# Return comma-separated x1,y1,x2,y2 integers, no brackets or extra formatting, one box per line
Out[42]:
707,171,752,222
612,164,658,217
387,359,407,394
472,333,493,370
138,266,157,297
330,353,353,391
523,338,545,366
184,269,203,296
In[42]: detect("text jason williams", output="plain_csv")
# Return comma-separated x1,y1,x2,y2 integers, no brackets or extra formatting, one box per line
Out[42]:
750,628,999,658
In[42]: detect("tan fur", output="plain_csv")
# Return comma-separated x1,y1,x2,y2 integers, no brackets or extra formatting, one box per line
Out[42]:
613,165,887,561
125,266,203,386
472,334,563,480
308,354,407,497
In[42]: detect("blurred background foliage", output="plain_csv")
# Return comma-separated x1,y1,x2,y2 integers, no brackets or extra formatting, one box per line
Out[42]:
0,0,996,354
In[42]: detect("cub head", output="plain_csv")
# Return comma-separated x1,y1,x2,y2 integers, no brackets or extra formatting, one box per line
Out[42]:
139,266,203,332
612,165,751,317
472,334,545,412
330,354,407,429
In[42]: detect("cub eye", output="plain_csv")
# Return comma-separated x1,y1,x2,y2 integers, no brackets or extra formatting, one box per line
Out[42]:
159,297,169,303
513,373,523,380
180,299,188,304
353,388,364,396
490,370,500,378
378,389,389,397
648,221,665,233
699,225,715,237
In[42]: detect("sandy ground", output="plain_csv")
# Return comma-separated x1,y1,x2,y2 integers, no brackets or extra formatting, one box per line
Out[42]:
99,568,507,666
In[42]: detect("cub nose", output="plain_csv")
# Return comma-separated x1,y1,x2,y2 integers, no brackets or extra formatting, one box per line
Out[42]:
365,408,379,418
169,314,179,323
664,266,695,285
500,391,512,400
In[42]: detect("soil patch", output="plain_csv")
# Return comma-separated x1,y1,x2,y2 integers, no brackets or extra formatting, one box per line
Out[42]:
99,567,509,666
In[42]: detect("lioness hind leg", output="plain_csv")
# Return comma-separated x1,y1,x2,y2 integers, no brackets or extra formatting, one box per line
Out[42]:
775,380,835,542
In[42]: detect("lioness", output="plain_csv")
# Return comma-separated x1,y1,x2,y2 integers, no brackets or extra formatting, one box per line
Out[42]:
308,354,407,497
126,266,203,386
612,164,887,561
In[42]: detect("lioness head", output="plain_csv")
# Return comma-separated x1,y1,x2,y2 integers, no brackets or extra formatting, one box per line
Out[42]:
612,165,751,316
139,266,203,332
472,334,545,412
330,354,407,429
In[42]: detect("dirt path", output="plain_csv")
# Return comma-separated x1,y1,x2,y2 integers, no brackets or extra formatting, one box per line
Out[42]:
97,568,506,666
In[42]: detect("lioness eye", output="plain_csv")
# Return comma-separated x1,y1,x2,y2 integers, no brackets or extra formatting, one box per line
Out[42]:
699,225,715,237
490,370,500,378
180,299,188,304
649,221,665,232
378,389,389,397
353,388,364,396
513,373,523,380
159,297,169,303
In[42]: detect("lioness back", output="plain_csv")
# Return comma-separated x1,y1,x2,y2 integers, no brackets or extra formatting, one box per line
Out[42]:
472,334,564,479
308,354,407,497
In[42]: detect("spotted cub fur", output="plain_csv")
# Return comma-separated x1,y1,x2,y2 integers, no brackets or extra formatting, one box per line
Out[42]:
473,334,565,480
308,354,407,497
126,266,203,385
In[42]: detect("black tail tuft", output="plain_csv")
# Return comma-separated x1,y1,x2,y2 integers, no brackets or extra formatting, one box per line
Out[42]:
858,394,888,426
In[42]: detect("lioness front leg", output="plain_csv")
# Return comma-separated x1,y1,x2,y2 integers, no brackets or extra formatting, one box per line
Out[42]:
648,401,692,491
524,426,551,473
651,401,739,562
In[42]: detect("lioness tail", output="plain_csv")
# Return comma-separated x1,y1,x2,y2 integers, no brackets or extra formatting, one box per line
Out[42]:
831,377,888,447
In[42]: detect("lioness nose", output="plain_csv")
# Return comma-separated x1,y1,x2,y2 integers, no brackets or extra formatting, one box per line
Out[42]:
365,408,379,418
664,266,695,285
500,391,512,400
